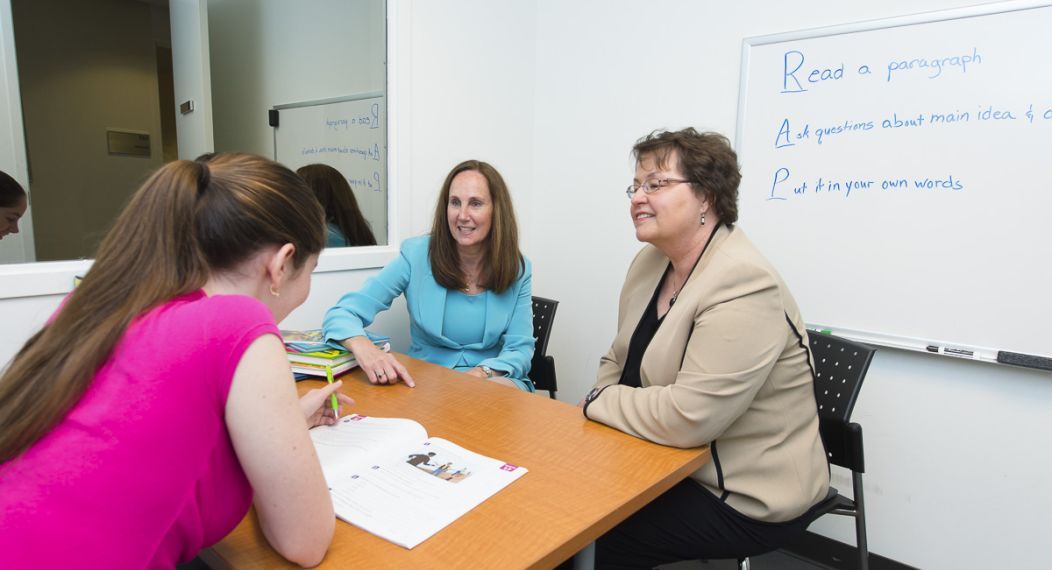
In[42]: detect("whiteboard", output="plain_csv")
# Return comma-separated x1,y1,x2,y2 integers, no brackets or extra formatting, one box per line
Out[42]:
735,2,1052,360
273,94,387,245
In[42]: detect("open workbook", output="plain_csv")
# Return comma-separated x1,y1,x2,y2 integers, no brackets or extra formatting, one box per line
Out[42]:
309,414,529,549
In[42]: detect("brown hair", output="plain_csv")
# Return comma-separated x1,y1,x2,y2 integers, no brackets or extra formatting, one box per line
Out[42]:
0,170,27,208
429,160,523,294
0,153,325,462
632,128,740,225
296,164,377,247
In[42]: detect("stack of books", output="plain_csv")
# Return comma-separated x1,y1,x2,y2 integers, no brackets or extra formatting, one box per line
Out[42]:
281,328,335,353
281,329,390,378
288,346,359,377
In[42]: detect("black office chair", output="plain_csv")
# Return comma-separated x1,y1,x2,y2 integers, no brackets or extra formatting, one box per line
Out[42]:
736,332,875,570
803,331,876,570
528,296,559,398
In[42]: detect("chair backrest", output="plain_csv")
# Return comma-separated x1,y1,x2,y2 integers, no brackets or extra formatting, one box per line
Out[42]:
529,296,559,394
808,331,875,473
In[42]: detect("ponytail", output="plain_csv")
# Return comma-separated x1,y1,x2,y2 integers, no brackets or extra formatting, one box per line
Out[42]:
0,154,324,462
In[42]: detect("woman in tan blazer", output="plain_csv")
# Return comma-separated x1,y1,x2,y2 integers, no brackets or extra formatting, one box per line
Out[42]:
583,129,829,568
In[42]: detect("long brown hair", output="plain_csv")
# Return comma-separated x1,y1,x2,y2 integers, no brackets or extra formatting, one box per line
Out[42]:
296,164,377,246
0,169,26,208
0,153,325,463
429,160,523,294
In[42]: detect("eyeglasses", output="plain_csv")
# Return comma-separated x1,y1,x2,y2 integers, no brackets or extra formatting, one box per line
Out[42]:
625,178,692,199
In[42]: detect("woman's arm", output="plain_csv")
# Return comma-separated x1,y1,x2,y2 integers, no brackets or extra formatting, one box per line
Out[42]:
322,249,412,343
584,280,786,449
463,365,521,389
225,334,337,567
323,249,415,386
477,260,535,383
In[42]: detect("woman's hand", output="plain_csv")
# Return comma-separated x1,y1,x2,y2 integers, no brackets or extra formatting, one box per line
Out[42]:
299,379,356,427
465,367,488,379
465,366,518,388
345,336,415,387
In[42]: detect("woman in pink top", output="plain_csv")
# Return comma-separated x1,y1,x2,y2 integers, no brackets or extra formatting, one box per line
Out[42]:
0,154,352,567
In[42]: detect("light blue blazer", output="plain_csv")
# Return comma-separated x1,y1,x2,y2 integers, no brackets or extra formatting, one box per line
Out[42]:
323,235,536,391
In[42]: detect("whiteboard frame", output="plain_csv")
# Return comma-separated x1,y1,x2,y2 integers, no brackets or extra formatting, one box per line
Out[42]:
271,92,384,112
734,0,1052,368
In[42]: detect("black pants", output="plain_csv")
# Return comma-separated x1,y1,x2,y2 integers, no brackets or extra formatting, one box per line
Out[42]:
595,479,816,569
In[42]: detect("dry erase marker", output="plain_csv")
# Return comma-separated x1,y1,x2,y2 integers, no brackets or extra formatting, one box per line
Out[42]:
926,345,980,360
325,366,339,419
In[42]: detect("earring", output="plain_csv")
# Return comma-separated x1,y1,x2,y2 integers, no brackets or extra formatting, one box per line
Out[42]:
269,286,280,297
700,212,707,226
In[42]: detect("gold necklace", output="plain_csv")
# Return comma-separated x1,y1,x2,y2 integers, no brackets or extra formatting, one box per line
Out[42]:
461,267,481,293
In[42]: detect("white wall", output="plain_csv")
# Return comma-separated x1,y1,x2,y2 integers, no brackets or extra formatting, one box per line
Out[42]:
404,0,538,241
2,2,1049,569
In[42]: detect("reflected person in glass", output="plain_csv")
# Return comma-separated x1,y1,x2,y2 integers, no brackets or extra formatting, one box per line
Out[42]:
0,170,28,240
324,159,535,391
297,163,377,247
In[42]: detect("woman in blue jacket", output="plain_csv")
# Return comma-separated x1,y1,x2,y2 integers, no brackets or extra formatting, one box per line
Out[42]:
324,160,535,391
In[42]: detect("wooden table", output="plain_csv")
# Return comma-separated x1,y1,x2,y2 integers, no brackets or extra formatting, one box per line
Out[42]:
201,354,709,569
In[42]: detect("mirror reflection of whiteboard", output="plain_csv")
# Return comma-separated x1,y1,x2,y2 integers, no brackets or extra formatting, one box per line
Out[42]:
273,94,387,245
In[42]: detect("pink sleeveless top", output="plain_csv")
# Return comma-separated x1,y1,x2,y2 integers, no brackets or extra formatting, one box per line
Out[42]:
0,291,280,568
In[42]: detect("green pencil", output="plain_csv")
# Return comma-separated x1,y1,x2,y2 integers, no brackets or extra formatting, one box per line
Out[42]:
325,365,339,420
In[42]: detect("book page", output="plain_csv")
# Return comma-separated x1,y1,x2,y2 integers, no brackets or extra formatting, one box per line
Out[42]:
309,415,427,484
327,436,528,549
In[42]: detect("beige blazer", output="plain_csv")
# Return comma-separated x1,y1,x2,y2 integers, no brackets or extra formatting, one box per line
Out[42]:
585,225,829,522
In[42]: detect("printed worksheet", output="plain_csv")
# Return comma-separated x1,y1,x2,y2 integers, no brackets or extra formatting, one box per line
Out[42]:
309,414,528,548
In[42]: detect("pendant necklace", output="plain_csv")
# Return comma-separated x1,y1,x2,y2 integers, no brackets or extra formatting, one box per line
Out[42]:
668,222,721,307
462,266,480,294
668,259,699,307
